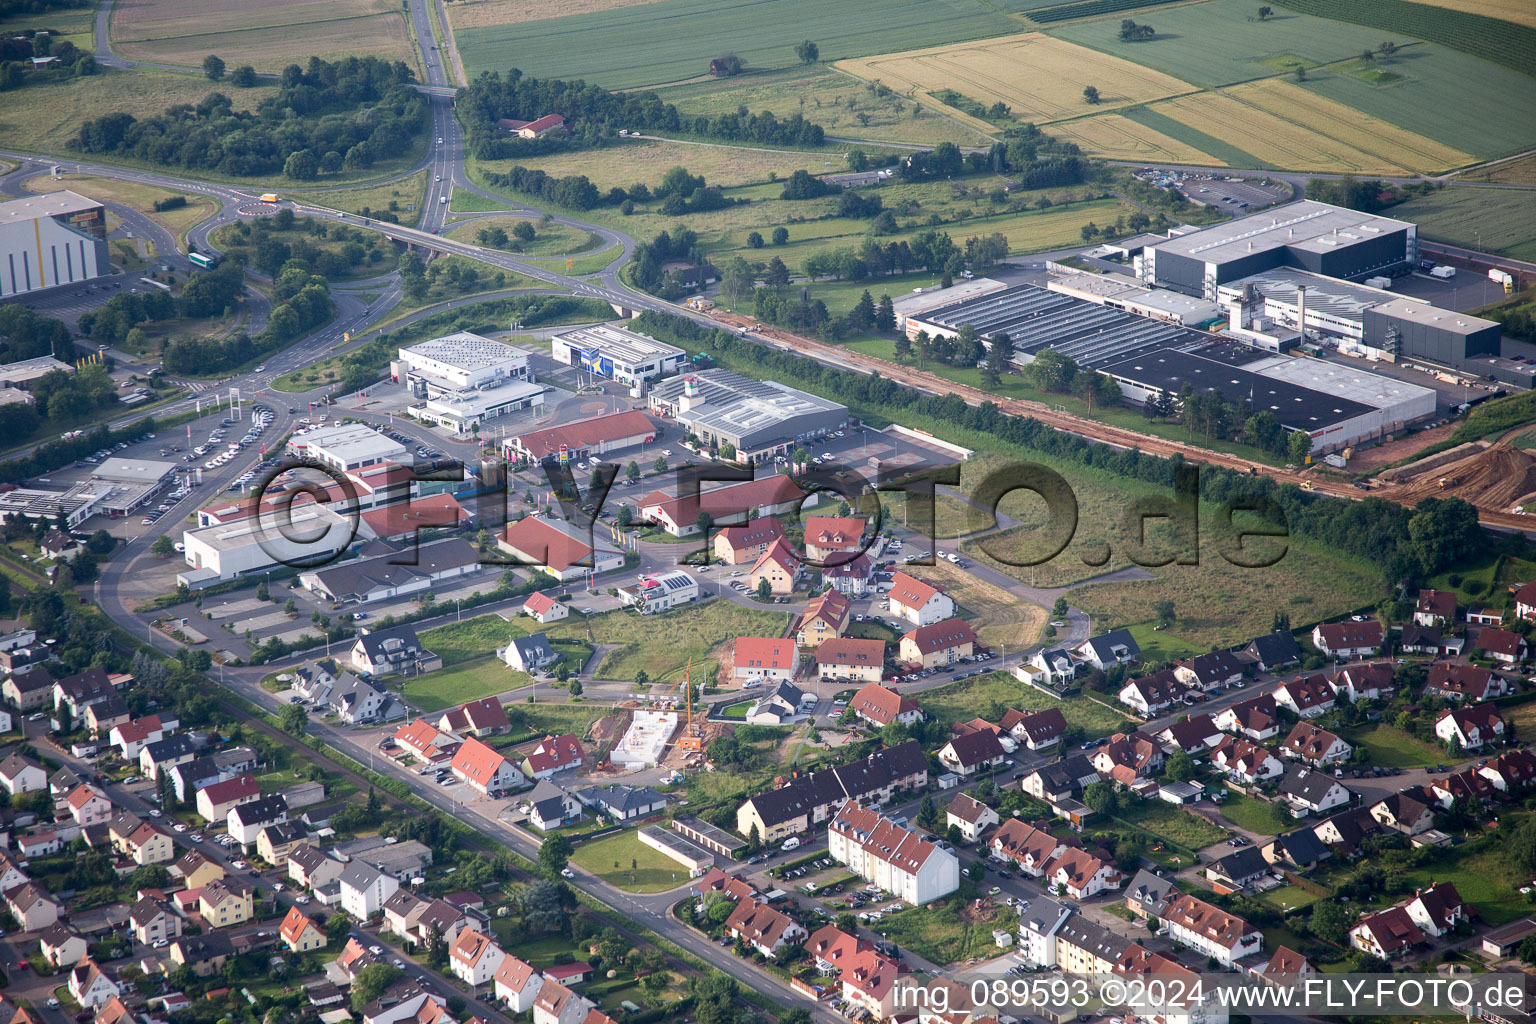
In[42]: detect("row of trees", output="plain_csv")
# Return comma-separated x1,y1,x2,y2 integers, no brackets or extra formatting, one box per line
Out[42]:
458,68,826,163
0,304,76,364
69,55,425,177
219,210,392,279
162,262,332,375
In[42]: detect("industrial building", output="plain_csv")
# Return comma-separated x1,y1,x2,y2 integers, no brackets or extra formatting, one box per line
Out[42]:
408,379,546,433
393,332,532,393
1047,271,1221,327
504,409,659,463
903,283,1190,369
890,277,1009,330
0,356,71,395
1362,298,1502,370
88,458,179,516
646,368,848,463
1139,200,1417,300
289,423,408,472
0,191,109,299
0,482,110,528
549,324,687,386
180,506,358,585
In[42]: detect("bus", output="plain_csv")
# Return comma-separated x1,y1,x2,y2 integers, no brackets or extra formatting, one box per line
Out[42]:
259,193,280,202
188,252,219,270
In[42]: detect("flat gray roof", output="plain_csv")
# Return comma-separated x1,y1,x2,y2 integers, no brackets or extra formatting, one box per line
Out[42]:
553,324,684,367
1372,297,1500,335
1244,354,1437,414
1220,267,1396,325
402,332,526,371
92,457,177,482
1152,200,1414,267
0,190,102,225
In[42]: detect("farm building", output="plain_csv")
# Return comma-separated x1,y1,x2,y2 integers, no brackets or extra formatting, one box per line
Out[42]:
1139,200,1416,300
0,190,109,298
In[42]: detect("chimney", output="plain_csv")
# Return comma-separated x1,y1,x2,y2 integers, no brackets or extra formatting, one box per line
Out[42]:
1296,285,1307,335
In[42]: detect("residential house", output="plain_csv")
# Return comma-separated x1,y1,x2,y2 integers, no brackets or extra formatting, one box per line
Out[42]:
1029,647,1084,690
823,553,874,596
816,638,886,683
828,800,960,903
350,624,441,678
803,516,867,561
1210,736,1284,785
65,785,113,826
1278,766,1349,816
1214,694,1281,741
1476,627,1528,665
723,898,807,956
1479,748,1536,793
3,882,57,929
900,618,977,669
39,924,87,967
1156,715,1222,755
53,668,117,718
228,794,289,849
1043,846,1122,900
2,666,54,711
1515,581,1536,623
1001,707,1068,752
745,538,801,596
1350,906,1424,959
1075,629,1140,671
1335,662,1396,703
1020,756,1100,806
1273,675,1337,718
1370,790,1437,835
937,729,1005,777
1118,670,1181,718
1399,624,1465,657
733,637,800,684
84,698,129,737
945,792,999,843
532,979,592,1024
68,958,119,1011
521,592,569,624
840,948,900,1020
1124,869,1177,920
1260,829,1331,871
1175,650,1244,692
120,822,173,865
713,517,785,565
1280,722,1352,765
805,923,871,975
503,633,559,675
279,906,327,953
340,862,400,920
848,683,921,728
198,878,255,929
1415,589,1457,627
886,572,954,626
393,720,461,766
1054,914,1134,976
795,590,851,647
1092,732,1166,782
1425,663,1506,702
169,934,234,978
1311,620,1383,660
524,780,583,831
1241,631,1302,673
1405,881,1466,938
735,741,927,842
449,928,505,988
451,737,522,796
493,956,543,1012
196,774,262,822
1205,846,1270,892
138,735,198,780
522,734,585,780
257,821,308,867
1161,892,1263,966
576,785,668,822
127,897,180,947
1435,703,1506,751
746,680,812,725
108,715,170,761
0,754,45,796
438,697,510,737
991,819,1071,877
1312,806,1383,858
173,849,224,890
1430,768,1498,809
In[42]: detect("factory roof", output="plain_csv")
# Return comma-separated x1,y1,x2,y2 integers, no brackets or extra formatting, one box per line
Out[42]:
1369,297,1500,336
1220,267,1395,325
1149,200,1415,266
1243,354,1437,412
0,356,71,386
1100,345,1373,432
0,190,101,225
291,423,407,464
552,324,684,366
656,368,844,444
402,332,526,370
91,457,177,483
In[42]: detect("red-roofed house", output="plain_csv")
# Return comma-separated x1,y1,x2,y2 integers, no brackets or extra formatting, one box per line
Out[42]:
938,729,1006,777
795,590,851,647
900,618,977,669
500,517,624,582
438,697,510,737
522,593,569,624
849,683,921,728
522,735,585,779
493,956,543,1012
1405,881,1466,937
507,114,567,139
1001,707,1068,752
841,948,900,1019
746,537,801,596
1435,703,1506,750
1415,589,1458,627
393,720,461,764
887,572,954,626
449,927,505,988
359,494,471,542
108,715,167,760
451,738,521,796
279,906,326,953
637,476,804,537
733,638,801,684
1475,627,1528,665
724,899,807,956
828,800,960,903
816,638,886,683
713,517,785,565
1044,846,1122,900
803,516,867,561
196,774,262,822
505,410,657,463
1350,906,1424,958
1311,620,1383,659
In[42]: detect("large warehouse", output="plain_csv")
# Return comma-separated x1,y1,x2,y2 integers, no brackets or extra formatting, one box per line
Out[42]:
0,191,109,298
504,409,659,463
647,368,848,463
550,324,687,386
1140,200,1417,300
391,332,533,396
1362,298,1502,370
289,423,408,472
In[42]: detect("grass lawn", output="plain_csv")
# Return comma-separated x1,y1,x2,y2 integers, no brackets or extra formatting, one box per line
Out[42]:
25,173,216,240
920,672,1130,737
314,170,429,229
1400,840,1528,925
1256,885,1323,912
1117,800,1231,851
509,702,614,742
873,889,1016,966
450,188,514,213
1340,723,1445,769
544,600,790,685
524,243,625,276
446,216,604,257
402,656,523,713
420,613,525,667
569,830,695,893
716,699,753,720
1126,623,1201,667
1215,790,1291,835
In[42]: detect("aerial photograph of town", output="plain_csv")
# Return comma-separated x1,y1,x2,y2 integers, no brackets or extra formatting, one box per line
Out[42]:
2,0,1536,1023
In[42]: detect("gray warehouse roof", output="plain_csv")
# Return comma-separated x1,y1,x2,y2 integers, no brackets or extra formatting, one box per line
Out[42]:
1370,297,1500,336
1151,200,1414,267
1221,268,1397,326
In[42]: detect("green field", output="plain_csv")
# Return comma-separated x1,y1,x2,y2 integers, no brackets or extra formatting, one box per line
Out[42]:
524,243,625,276
1399,839,1528,925
874,891,1018,966
1049,0,1402,89
1273,0,1536,79
456,0,1022,88
569,831,695,893
919,672,1129,737
1340,723,1445,769
1214,790,1291,835
1383,187,1536,262
446,217,605,258
420,614,525,667
1125,623,1200,667
402,656,522,712
0,6,94,50
1117,800,1231,850
543,600,790,685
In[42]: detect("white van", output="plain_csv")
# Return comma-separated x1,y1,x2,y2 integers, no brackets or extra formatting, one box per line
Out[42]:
781,837,801,851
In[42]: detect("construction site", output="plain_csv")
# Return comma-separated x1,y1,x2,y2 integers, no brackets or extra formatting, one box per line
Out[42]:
1377,442,1536,514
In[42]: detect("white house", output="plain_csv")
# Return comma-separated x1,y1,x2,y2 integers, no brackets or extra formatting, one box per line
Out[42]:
228,795,288,850
1311,620,1383,660
340,862,400,920
494,955,544,1012
0,753,45,795
945,792,999,844
828,800,960,904
1161,893,1264,966
1435,703,1506,751
885,572,953,626
449,928,505,988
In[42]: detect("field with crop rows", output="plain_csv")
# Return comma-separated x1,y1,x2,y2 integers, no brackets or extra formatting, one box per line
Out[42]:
1274,0,1536,77
1463,154,1536,186
1229,79,1474,173
1049,114,1221,164
481,138,854,191
1049,0,1398,88
1027,0,1189,23
445,0,664,30
1148,92,1408,173
1387,188,1536,262
454,0,1021,88
652,67,993,148
837,33,1195,125
1396,0,1536,29
110,0,417,70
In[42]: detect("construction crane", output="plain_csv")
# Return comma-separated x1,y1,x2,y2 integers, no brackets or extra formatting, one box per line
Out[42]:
678,657,704,752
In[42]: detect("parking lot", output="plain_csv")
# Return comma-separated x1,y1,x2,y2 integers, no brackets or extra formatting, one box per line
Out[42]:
1130,168,1291,215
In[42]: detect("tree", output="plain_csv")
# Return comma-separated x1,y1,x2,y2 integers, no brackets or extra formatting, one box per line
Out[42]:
1294,65,1307,81
426,921,448,969
756,577,772,601
351,964,404,1011
1258,5,1272,17
696,511,714,537
795,40,819,64
1378,40,1398,58
625,461,641,484
151,535,175,557
771,226,789,246
1083,780,1118,815
520,879,572,933
1053,596,1069,617
202,54,226,81
746,231,764,249
965,859,987,883
1286,429,1313,466
714,52,743,75
284,149,319,181
231,64,258,87
1407,498,1480,577
1309,899,1348,944
875,294,896,333
1083,85,1100,104
279,703,307,737
916,793,940,831
850,290,877,331
539,834,574,877
1164,751,1196,783
1072,370,1118,414
1154,599,1177,629
512,220,536,242
617,505,634,528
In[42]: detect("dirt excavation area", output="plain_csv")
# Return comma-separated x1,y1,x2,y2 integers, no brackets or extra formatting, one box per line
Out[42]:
1377,441,1536,512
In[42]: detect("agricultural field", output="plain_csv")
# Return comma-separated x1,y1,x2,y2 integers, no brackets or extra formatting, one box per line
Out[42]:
1388,187,1536,262
1048,0,1403,89
0,67,264,155
1463,153,1536,186
0,5,94,51
1273,0,1536,80
109,0,418,72
1049,114,1222,166
24,174,217,239
836,32,1195,125
445,0,665,30
1228,78,1474,174
446,217,604,257
652,67,994,148
1399,0,1536,29
480,139,857,192
1146,91,1410,174
453,0,1021,88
